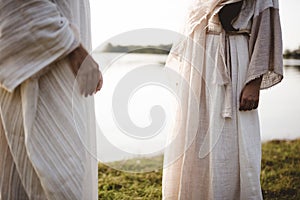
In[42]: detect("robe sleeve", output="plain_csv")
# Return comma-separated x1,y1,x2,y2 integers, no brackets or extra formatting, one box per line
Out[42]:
246,7,283,89
0,0,80,92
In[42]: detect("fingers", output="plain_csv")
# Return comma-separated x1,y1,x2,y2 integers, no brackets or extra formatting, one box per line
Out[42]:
89,70,100,95
253,99,259,109
239,81,261,111
82,68,100,96
85,71,93,97
71,48,103,96
95,71,103,93
239,96,259,111
239,91,259,111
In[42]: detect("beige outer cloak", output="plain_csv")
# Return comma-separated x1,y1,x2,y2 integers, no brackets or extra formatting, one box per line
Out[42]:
0,0,97,199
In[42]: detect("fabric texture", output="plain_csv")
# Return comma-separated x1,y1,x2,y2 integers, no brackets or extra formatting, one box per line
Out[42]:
0,0,97,199
163,0,283,199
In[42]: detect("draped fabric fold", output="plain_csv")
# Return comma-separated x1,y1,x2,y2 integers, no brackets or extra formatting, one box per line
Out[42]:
0,1,97,199
167,0,283,119
167,0,243,122
0,80,47,199
0,0,80,92
247,7,283,88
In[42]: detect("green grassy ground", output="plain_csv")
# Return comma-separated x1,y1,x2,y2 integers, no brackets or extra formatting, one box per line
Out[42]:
261,140,300,199
98,139,300,199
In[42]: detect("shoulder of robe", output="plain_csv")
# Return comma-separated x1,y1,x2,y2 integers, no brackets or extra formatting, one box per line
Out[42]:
253,0,280,16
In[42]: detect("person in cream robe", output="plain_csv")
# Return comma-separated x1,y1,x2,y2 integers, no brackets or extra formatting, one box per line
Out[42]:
163,0,283,199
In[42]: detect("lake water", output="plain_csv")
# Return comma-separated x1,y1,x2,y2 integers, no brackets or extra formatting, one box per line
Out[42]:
93,53,300,162
260,59,300,141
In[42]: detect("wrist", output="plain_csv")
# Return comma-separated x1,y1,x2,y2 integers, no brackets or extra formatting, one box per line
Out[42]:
247,76,262,86
68,44,88,75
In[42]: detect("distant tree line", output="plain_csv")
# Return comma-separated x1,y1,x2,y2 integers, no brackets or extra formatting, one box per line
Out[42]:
102,43,172,55
102,43,300,59
284,47,300,59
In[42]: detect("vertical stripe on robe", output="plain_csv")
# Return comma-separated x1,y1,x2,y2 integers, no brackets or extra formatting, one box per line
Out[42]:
0,0,97,199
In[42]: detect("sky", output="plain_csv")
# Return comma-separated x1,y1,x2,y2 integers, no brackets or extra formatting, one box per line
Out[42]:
90,0,300,51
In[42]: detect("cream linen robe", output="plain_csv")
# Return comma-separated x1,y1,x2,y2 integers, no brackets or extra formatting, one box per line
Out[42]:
0,1,97,199
163,0,283,199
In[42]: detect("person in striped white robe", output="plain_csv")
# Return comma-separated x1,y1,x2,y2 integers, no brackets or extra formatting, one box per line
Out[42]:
0,1,102,199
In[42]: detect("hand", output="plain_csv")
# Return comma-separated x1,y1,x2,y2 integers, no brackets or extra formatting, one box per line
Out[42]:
68,44,103,96
239,77,262,111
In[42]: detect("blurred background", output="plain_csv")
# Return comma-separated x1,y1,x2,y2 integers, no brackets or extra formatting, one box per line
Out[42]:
89,0,300,163
90,0,300,50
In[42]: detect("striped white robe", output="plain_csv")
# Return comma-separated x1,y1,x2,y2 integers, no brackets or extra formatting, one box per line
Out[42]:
0,1,97,199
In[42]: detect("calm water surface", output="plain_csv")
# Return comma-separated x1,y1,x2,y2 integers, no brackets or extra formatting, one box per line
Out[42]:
259,59,300,141
93,53,300,162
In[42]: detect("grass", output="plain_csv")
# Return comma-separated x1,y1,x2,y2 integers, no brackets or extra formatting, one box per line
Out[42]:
261,140,300,199
98,139,300,199
98,156,163,200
